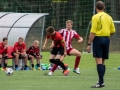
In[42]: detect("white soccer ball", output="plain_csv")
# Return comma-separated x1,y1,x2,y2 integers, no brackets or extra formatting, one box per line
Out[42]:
5,68,13,76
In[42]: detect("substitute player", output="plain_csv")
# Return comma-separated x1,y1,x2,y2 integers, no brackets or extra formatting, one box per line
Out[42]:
0,37,8,70
12,37,29,70
26,40,42,70
48,20,83,75
43,26,69,76
87,1,115,88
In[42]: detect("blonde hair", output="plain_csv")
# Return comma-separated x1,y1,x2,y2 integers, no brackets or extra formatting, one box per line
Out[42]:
34,40,39,44
66,20,73,25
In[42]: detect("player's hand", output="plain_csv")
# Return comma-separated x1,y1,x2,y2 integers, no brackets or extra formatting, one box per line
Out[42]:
21,53,27,56
50,45,54,49
42,46,46,50
86,45,91,53
36,55,42,59
5,54,8,56
77,39,83,43
64,51,67,56
4,44,8,49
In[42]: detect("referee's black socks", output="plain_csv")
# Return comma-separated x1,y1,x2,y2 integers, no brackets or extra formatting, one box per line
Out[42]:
50,59,66,70
97,64,104,85
103,65,106,76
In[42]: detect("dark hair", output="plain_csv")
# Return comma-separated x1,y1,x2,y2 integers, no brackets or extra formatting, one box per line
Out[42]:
19,37,24,41
96,1,105,10
46,26,55,33
3,37,8,41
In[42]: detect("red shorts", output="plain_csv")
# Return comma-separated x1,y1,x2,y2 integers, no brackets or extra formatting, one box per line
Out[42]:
67,48,73,55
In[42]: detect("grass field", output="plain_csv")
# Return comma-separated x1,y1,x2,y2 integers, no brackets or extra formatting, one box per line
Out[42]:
0,52,120,90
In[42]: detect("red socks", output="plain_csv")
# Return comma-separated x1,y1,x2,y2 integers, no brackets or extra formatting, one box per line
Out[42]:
51,64,58,72
74,56,81,69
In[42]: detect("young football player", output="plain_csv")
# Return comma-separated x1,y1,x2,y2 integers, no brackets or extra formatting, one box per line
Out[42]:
0,37,8,70
43,26,69,76
26,40,42,70
49,20,83,75
12,37,29,70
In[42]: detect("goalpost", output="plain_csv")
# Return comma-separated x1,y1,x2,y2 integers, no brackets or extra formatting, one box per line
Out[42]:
82,21,120,53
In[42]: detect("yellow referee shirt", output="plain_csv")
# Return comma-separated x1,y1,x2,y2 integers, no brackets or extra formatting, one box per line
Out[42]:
90,12,115,36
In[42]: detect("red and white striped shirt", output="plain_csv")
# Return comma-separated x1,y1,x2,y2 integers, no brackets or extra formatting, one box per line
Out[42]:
58,28,80,50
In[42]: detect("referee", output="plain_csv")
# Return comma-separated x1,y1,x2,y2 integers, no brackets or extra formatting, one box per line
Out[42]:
87,1,115,88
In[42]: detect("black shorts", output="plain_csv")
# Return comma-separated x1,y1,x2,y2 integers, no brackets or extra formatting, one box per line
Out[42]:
93,36,110,59
51,47,64,56
11,52,23,59
1,54,8,59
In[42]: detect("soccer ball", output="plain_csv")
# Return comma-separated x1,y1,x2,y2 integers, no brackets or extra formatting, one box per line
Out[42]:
5,68,13,76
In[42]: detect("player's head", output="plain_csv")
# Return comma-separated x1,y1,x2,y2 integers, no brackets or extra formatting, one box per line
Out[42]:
95,1,105,12
18,37,24,45
46,26,55,35
3,37,8,45
66,20,73,30
33,40,39,47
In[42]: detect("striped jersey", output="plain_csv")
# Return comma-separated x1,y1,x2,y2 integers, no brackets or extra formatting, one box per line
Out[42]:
58,28,80,50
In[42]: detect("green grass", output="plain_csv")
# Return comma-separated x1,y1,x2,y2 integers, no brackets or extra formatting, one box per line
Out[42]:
1,52,120,90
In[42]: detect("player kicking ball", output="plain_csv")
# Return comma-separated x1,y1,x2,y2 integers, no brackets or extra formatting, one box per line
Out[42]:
48,20,83,75
43,26,69,76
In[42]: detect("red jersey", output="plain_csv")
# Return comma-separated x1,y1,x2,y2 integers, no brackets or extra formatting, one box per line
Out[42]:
58,28,80,50
46,31,64,48
26,46,40,57
13,42,26,53
0,42,7,54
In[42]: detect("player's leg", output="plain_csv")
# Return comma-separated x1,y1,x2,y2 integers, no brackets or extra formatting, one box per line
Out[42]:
51,55,65,72
0,54,3,70
3,54,8,70
69,48,81,74
55,54,69,76
22,54,29,70
36,57,41,70
13,53,19,70
28,55,35,70
91,37,105,88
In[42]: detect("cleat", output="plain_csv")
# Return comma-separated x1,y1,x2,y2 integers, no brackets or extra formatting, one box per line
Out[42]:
64,64,68,69
63,70,69,76
3,68,7,71
0,68,3,71
37,67,41,70
91,83,105,88
15,67,20,70
24,67,29,70
32,68,36,70
62,64,69,73
73,68,80,74
48,71,53,76
35,65,41,70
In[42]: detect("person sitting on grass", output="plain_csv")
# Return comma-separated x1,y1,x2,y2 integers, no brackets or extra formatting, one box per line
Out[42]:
26,40,42,70
12,37,29,70
0,37,8,70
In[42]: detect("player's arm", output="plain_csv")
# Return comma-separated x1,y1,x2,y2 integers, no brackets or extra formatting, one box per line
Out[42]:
23,44,26,54
14,44,21,54
0,46,4,54
61,39,67,56
50,41,54,49
73,31,83,43
36,48,42,59
42,37,49,50
87,16,97,53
